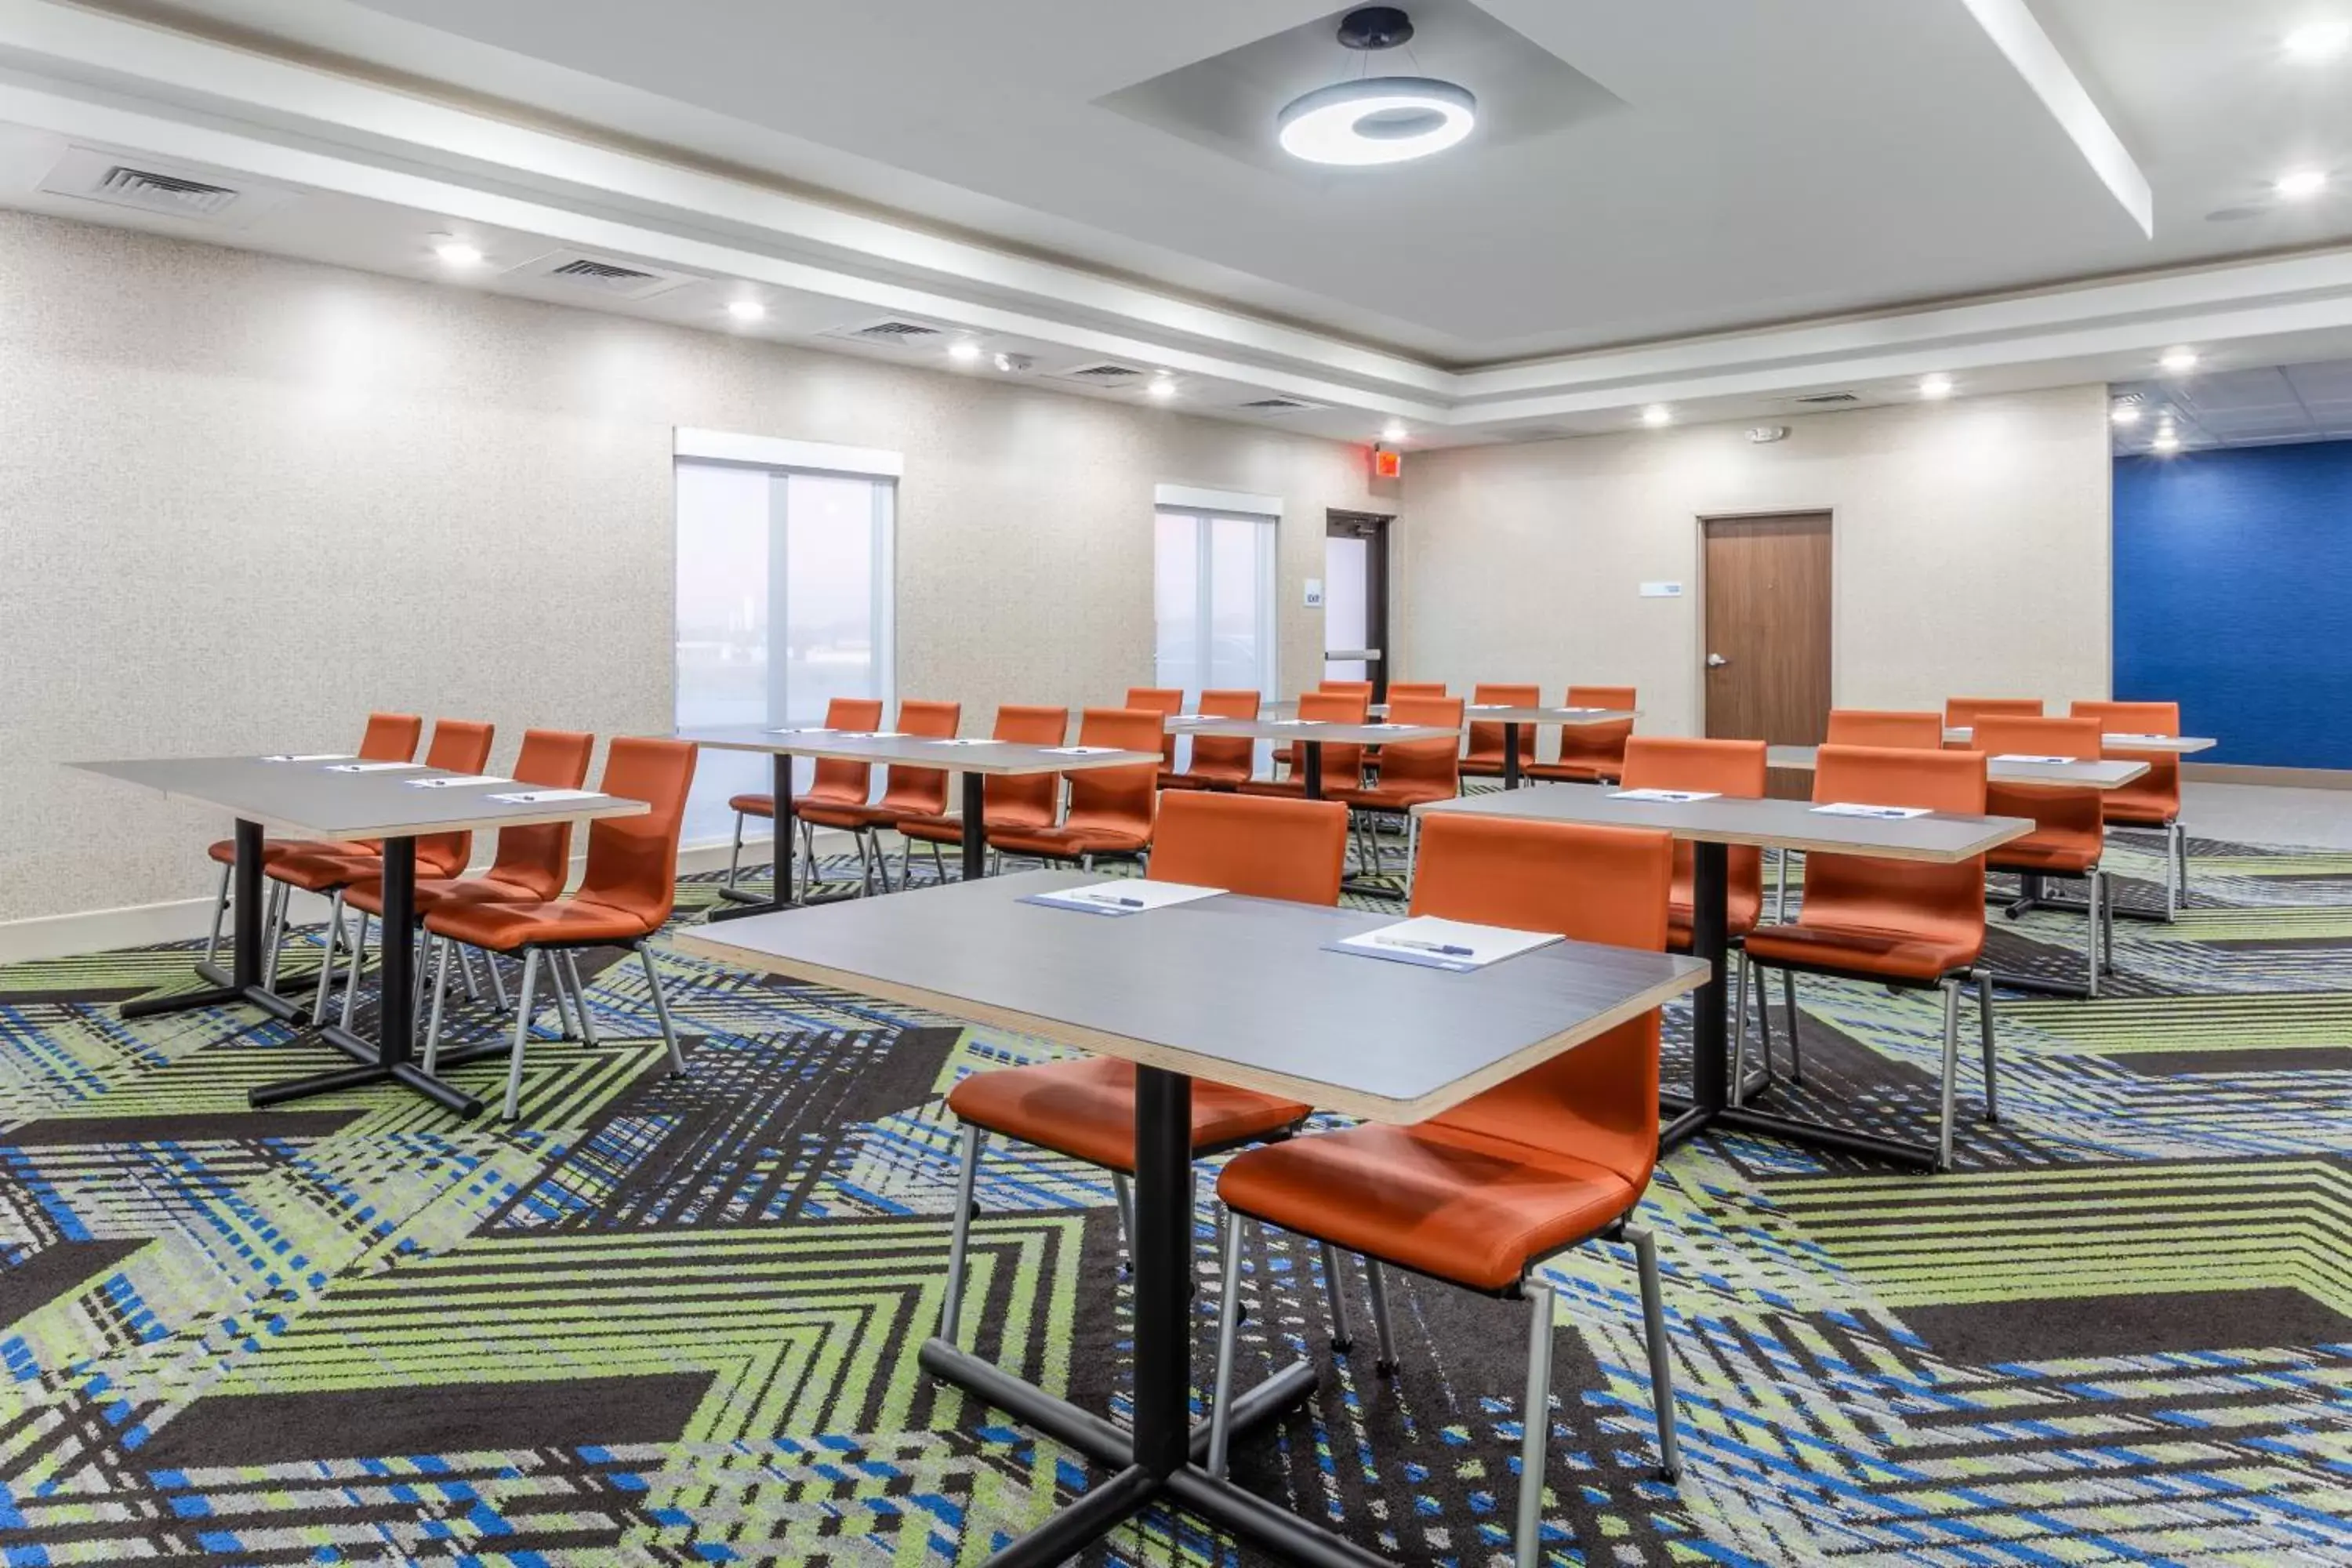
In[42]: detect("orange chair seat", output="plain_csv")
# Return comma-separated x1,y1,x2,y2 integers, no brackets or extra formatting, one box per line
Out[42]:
985,824,1149,858
897,807,1056,845
1456,757,1512,778
423,896,660,953
1667,884,1764,950
1989,834,2103,876
2100,798,2175,827
794,800,909,831
728,792,775,818
1331,781,1454,811
1218,1120,1639,1293
1523,759,1613,782
949,1057,1307,1173
345,873,547,920
211,837,369,867
1232,779,1316,800
1742,921,1979,983
263,849,385,894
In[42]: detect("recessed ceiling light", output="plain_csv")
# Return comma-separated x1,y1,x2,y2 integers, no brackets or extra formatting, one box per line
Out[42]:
2159,348,2200,375
948,339,982,364
1278,8,1475,168
431,238,483,267
1641,405,1673,427
2285,19,2352,60
2111,404,2142,426
1919,373,1955,399
2151,431,2183,452
2276,169,2330,199
1147,375,1177,400
1381,420,1410,442
725,299,766,322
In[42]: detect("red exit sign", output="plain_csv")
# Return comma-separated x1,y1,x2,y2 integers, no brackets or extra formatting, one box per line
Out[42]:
1372,447,1403,480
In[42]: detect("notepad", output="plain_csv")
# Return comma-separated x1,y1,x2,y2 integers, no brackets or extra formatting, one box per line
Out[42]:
1268,719,1326,727
1328,916,1561,974
326,761,425,773
1362,722,1420,731
1044,746,1125,756
487,789,607,804
767,726,836,735
1991,753,2074,765
260,753,352,763
1813,802,1930,820
405,775,513,789
839,731,909,739
1023,880,1225,917
1611,788,1720,804
929,738,1003,746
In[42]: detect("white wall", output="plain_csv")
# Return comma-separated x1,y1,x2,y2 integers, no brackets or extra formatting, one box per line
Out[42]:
1396,385,2113,735
0,210,1384,934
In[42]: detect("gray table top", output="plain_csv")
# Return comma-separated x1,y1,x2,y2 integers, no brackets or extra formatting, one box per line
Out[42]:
677,726,1160,775
72,756,650,840
1417,780,2032,861
1460,706,1642,727
673,868,1708,1123
1944,727,2216,754
1162,717,1459,746
1766,745,2150,789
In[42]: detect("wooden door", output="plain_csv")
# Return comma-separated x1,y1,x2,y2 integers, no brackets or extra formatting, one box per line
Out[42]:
1703,513,1831,796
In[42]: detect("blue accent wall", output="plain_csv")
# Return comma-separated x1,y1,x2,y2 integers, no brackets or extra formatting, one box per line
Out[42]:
2114,441,2352,768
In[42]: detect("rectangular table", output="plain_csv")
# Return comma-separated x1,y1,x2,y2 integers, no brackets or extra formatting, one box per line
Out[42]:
1769,745,2150,789
1160,716,1457,800
73,756,649,1117
1944,728,2217,754
678,727,1162,919
677,869,1706,1568
1462,706,1642,789
1417,783,2031,1168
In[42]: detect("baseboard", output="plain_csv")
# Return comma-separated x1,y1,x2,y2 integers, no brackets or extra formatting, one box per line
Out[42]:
2183,762,2352,790
0,828,869,967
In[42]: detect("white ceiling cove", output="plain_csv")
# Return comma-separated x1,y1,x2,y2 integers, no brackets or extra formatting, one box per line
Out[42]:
1,0,2350,445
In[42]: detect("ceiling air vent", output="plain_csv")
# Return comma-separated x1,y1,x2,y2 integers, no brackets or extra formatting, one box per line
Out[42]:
825,319,948,347
1792,391,1860,405
36,147,296,227
1054,362,1148,384
1240,397,1323,412
509,249,691,300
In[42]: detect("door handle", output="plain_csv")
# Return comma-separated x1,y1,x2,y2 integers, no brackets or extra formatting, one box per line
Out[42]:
1706,653,1730,669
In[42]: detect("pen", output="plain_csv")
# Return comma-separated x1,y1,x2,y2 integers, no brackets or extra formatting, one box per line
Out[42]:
1376,936,1474,957
1077,894,1145,908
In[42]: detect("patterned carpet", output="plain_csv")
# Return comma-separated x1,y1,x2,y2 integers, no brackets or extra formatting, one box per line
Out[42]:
0,826,2345,1566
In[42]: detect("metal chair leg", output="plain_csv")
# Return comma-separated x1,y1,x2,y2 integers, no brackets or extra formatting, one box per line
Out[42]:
1207,1208,1248,1478
261,881,289,989
310,888,346,1024
941,1124,983,1343
458,943,484,1004
631,942,686,1075
205,862,230,967
1404,811,1421,901
423,935,454,1075
931,843,949,885
1628,1226,1682,1482
487,949,510,1010
561,953,601,1047
1976,968,1999,1123
2084,868,2103,998
547,957,579,1041
1514,1279,1555,1568
1365,1259,1399,1375
503,949,542,1122
725,811,746,891
1782,967,1805,1083
2101,869,2117,973
1730,951,1753,1105
1773,849,1791,923
1111,1173,1137,1273
1936,976,1962,1171
340,912,369,1031
2169,820,2187,920
1319,1240,1356,1353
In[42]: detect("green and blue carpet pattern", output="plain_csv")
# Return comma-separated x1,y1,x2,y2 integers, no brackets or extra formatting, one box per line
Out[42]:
0,828,2343,1564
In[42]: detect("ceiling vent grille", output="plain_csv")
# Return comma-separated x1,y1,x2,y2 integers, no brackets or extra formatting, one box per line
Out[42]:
506,249,692,300
1240,396,1322,412
824,319,948,347
1056,362,1146,383
96,166,238,216
1792,391,1860,405
36,147,297,227
2111,391,2146,407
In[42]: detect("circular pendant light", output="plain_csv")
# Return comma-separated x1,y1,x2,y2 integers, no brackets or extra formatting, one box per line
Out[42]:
1278,7,1476,168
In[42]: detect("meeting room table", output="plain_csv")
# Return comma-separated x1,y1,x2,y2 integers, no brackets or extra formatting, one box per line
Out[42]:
1769,745,2151,791
71,753,650,1118
1160,713,1457,799
1416,782,2031,1169
678,726,1163,919
1463,704,1642,789
1943,727,2217,754
677,866,1707,1568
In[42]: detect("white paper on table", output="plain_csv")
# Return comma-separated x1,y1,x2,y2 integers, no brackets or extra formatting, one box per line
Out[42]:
405,775,514,789
1610,787,1721,803
1268,719,1326,727
1467,703,1511,710
1330,916,1561,973
486,789,608,804
1044,746,1125,756
929,738,1004,746
326,761,426,772
1991,753,2074,765
1813,802,1930,820
1363,722,1421,731
1023,880,1226,917
766,726,836,735
261,753,352,763
1166,714,1215,724
840,731,909,739
2106,733,2172,744
1560,706,1605,714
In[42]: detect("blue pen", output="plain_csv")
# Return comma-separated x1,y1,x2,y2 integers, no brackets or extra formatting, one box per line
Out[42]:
1377,936,1475,957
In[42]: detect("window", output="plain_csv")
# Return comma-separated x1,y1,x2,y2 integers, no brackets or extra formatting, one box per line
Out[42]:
674,432,896,844
1154,488,1278,769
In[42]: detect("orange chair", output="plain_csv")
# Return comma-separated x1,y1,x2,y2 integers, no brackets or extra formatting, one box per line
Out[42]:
1124,686,1185,782
1386,681,1448,699
1162,688,1261,792
1458,683,1541,779
1272,681,1375,779
1238,690,1368,798
1824,710,1944,749
1976,715,2114,994
1947,697,2044,728
422,737,698,1120
1330,694,1465,880
1207,815,1682,1559
1318,679,1375,701
725,696,885,895
326,728,595,1029
202,710,423,973
897,704,1070,880
987,708,1163,867
2071,699,2189,920
1528,685,1639,783
939,792,1348,1338
1739,746,1998,1168
261,719,495,994
790,699,961,894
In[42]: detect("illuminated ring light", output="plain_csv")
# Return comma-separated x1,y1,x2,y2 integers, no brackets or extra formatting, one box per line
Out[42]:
1277,76,1477,167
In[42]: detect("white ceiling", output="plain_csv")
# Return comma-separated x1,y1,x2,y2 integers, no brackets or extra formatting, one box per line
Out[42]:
5,0,2352,445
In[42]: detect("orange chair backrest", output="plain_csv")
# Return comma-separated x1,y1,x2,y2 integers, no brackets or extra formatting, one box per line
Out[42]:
1976,717,2105,844
1126,688,1185,768
985,704,1070,826
1295,689,1370,781
1065,708,1163,836
2070,701,2182,817
1376,694,1466,793
1802,746,1987,957
1317,680,1375,701
484,729,595,899
1149,793,1347,905
414,720,497,879
1388,681,1448,699
1947,697,2043,727
576,736,697,931
803,697,885,808
1467,683,1542,763
1974,715,2103,762
1621,737,1766,910
1558,685,1639,768
876,699,961,815
1410,815,1671,1189
360,712,423,762
1566,684,1638,712
1825,710,1944,750
1189,688,1261,780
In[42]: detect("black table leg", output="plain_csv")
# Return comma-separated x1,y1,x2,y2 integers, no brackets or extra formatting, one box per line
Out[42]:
1302,740,1323,801
249,837,481,1117
960,771,988,882
712,753,800,920
124,818,301,1024
1502,722,1523,790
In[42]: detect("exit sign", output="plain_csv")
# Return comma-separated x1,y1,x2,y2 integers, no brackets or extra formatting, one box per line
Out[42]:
1372,447,1403,480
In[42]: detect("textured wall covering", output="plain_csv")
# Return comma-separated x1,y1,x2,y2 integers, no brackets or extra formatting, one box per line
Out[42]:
0,211,1383,925
1396,386,2113,736
2114,442,2352,768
